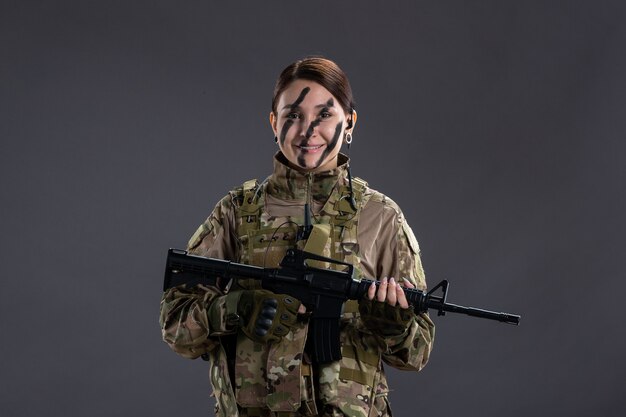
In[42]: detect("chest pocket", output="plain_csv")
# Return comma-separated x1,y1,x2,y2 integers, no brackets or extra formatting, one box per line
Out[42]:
246,226,298,268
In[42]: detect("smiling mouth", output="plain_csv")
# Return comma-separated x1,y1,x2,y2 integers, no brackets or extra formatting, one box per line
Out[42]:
297,144,324,152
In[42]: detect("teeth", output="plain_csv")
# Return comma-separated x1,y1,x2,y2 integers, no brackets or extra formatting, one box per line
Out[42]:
300,145,322,150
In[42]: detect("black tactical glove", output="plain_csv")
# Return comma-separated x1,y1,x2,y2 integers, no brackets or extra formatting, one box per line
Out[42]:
230,290,302,343
359,298,414,337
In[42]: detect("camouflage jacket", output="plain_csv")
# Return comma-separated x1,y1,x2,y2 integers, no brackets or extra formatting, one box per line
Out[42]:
160,153,435,417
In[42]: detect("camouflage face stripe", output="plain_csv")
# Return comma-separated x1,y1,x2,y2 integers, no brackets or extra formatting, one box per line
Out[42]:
304,98,334,139
313,121,343,170
280,87,310,146
296,99,340,169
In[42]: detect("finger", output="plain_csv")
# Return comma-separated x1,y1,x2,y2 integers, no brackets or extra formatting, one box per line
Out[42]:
261,305,277,320
297,304,307,314
377,277,388,302
387,277,397,306
255,327,268,337
399,278,415,289
367,281,376,300
396,284,409,309
256,317,273,330
264,298,279,308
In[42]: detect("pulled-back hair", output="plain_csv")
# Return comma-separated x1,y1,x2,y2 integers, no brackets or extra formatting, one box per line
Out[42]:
272,57,355,116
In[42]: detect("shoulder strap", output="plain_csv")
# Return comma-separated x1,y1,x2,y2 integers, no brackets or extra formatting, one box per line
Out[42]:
236,179,264,238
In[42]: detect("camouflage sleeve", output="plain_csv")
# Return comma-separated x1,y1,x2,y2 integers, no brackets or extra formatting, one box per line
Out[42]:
371,208,435,371
159,192,241,359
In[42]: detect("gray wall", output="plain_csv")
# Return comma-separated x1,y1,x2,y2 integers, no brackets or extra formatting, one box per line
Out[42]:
1,1,624,416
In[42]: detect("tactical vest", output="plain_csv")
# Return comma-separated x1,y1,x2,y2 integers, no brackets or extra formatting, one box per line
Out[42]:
228,176,385,415
235,176,371,272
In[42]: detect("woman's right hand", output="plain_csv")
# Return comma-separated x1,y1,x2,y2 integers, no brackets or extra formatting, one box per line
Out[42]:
234,290,306,343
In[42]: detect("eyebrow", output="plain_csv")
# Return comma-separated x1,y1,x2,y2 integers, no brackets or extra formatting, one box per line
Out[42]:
318,99,334,108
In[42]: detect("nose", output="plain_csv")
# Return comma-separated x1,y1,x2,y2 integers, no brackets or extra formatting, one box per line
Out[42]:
297,115,318,139
294,116,308,137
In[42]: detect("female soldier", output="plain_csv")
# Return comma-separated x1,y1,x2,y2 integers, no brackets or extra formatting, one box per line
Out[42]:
160,57,435,417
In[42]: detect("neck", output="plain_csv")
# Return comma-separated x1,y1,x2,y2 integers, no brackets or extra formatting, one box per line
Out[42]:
267,152,350,202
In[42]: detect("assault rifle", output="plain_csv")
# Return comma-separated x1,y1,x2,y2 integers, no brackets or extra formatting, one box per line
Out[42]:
163,248,520,363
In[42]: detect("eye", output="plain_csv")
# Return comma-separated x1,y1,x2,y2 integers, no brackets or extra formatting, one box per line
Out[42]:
321,111,332,119
286,112,300,119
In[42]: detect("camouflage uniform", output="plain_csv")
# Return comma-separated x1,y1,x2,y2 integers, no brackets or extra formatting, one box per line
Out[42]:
160,153,435,417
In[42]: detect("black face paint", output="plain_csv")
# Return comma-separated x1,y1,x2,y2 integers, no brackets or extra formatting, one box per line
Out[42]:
279,119,293,146
305,119,321,139
279,87,310,146
297,151,307,168
315,121,343,169
304,98,334,139
296,98,336,168
292,87,311,108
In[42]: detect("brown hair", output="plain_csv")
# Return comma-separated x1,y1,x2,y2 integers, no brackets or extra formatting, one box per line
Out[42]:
271,57,355,117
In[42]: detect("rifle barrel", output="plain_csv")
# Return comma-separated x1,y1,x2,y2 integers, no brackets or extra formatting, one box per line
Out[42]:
428,300,520,324
361,279,520,325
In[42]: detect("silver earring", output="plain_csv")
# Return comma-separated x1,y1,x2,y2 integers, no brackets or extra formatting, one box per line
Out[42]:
345,132,352,145
274,136,278,144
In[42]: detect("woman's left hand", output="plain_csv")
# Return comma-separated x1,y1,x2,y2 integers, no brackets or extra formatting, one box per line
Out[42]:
366,277,415,309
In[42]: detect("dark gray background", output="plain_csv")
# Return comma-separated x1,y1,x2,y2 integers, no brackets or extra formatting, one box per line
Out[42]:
1,1,624,416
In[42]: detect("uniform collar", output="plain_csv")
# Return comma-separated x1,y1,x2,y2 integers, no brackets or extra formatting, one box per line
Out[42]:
266,152,350,202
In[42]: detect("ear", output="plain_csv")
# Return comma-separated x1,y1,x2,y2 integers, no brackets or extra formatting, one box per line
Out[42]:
346,110,357,133
269,111,278,136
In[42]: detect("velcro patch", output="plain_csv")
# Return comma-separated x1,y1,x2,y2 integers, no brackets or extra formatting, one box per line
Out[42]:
401,221,420,255
187,222,212,250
